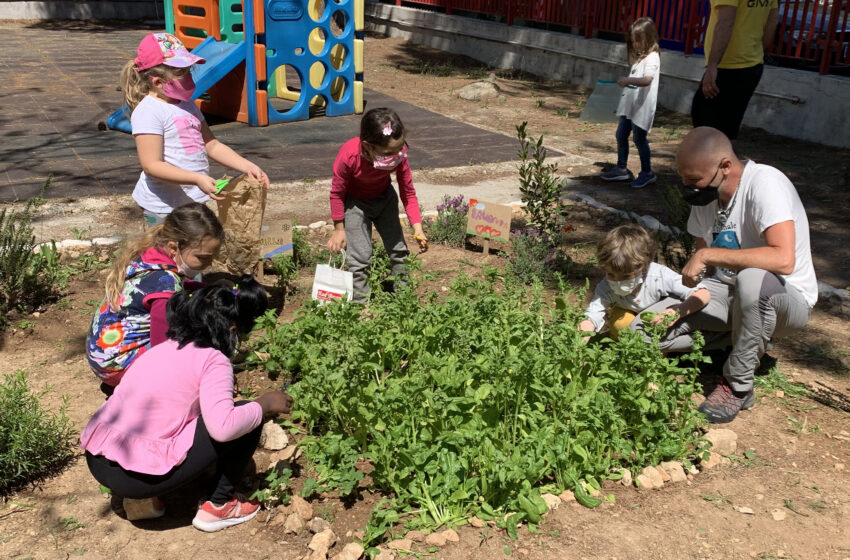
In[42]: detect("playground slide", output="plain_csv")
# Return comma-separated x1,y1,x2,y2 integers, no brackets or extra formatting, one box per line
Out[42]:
105,36,246,133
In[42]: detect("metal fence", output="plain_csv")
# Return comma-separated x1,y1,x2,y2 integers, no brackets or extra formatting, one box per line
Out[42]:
387,0,850,75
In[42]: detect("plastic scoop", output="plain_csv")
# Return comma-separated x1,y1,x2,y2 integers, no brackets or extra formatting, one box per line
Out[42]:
213,178,230,194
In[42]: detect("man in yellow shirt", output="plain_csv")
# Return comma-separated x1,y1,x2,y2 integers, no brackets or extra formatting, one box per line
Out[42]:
692,0,780,139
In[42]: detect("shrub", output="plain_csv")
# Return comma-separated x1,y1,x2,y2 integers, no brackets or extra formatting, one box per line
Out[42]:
424,194,469,248
516,122,565,244
657,182,697,271
0,371,75,496
507,227,552,283
0,197,63,330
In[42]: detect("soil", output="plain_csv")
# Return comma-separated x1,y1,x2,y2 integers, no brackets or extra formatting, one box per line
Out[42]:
1,31,850,560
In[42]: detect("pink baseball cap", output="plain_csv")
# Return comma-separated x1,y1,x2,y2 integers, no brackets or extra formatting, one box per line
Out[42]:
134,33,205,71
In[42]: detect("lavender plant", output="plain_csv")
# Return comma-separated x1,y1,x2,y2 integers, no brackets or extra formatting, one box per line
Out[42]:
424,195,468,248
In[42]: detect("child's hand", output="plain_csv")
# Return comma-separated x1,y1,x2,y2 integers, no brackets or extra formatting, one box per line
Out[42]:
327,229,346,252
256,390,293,416
196,174,226,200
244,162,270,189
412,223,428,253
649,308,679,327
617,77,630,88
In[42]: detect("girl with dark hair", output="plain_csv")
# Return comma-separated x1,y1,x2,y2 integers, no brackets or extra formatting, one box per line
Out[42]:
80,277,292,532
326,107,428,303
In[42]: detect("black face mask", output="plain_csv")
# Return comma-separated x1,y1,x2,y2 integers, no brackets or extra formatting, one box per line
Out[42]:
679,184,719,206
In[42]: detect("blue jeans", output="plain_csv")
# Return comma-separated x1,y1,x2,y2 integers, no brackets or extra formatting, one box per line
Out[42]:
616,116,651,174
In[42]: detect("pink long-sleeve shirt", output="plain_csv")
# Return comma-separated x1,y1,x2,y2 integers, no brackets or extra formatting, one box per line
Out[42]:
330,137,422,224
80,339,262,475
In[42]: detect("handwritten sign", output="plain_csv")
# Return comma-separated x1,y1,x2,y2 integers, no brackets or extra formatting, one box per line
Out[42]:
260,219,294,259
466,199,512,243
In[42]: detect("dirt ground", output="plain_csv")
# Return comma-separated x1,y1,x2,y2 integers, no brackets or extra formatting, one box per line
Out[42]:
1,31,849,560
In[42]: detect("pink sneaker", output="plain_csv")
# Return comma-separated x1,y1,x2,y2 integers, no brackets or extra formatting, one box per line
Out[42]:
192,494,260,532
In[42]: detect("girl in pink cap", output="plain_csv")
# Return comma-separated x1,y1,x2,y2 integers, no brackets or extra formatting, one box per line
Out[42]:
121,33,270,226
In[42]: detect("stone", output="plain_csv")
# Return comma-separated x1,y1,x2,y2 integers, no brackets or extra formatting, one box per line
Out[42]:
688,465,700,476
309,220,327,229
276,445,297,461
835,463,845,471
331,543,366,560
425,532,447,546
541,493,561,511
655,465,672,482
660,461,688,483
406,530,426,542
308,517,331,534
374,549,395,560
387,538,412,551
699,451,725,471
283,513,305,534
733,506,755,515
92,236,123,246
704,428,738,456
440,529,459,543
291,495,314,521
469,516,485,528
637,466,664,490
308,529,338,554
558,490,576,503
619,468,633,487
771,509,787,521
457,80,501,101
260,421,289,450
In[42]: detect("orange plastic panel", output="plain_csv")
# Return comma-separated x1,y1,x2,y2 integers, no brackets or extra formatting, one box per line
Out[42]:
256,90,268,126
254,44,267,81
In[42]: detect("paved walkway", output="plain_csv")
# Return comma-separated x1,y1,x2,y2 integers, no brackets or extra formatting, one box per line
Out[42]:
0,21,525,202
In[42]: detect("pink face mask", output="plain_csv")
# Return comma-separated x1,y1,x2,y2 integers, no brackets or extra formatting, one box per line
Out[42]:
162,73,196,101
371,144,408,170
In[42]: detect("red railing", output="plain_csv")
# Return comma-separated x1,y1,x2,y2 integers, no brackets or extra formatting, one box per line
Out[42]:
390,0,849,74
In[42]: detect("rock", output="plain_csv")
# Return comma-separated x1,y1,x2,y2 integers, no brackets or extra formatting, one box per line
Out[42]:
387,538,412,551
660,462,687,483
291,495,314,521
835,463,845,471
303,552,327,560
733,506,755,515
541,493,561,511
457,80,501,101
308,517,331,534
704,428,738,456
688,465,700,476
308,529,338,554
260,421,289,450
309,220,327,229
374,549,395,560
276,445,297,461
655,465,672,482
406,530,426,542
351,530,366,541
637,466,664,490
558,490,576,503
619,468,633,487
92,236,123,246
283,513,305,534
425,532,447,546
331,543,366,560
771,509,787,521
440,529,459,543
469,516,485,528
699,451,725,471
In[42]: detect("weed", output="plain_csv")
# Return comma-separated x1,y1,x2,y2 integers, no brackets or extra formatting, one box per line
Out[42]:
57,516,86,531
250,465,293,507
555,107,568,118
700,491,732,509
783,498,809,517
70,227,91,241
516,122,565,243
754,366,808,399
424,195,468,248
271,253,298,295
534,96,545,108
0,372,75,496
16,319,34,330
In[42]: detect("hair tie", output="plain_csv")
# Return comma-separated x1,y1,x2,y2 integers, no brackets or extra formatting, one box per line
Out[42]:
382,122,393,136
232,284,239,295
188,292,194,298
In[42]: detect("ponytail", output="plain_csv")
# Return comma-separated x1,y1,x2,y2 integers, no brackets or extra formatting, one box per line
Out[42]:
119,60,180,113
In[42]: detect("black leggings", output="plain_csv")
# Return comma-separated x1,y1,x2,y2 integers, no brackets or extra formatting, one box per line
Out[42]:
86,406,262,505
691,64,763,140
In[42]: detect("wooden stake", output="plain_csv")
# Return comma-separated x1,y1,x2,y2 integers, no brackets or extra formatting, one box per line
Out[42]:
482,238,490,256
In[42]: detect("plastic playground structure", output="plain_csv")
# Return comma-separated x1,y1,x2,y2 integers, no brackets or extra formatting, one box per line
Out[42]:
107,0,364,131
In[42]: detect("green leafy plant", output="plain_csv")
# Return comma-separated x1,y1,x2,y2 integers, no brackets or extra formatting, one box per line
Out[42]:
254,270,707,540
0,372,75,496
250,464,293,507
656,183,696,271
516,122,565,243
271,253,298,295
424,195,468,248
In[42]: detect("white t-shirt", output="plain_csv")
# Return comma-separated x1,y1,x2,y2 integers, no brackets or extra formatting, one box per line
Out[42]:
584,262,704,331
687,160,818,308
616,51,660,132
131,95,210,214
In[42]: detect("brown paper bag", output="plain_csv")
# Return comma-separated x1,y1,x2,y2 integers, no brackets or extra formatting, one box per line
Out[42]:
212,175,267,276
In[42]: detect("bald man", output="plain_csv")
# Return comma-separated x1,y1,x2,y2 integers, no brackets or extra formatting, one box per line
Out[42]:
676,127,817,423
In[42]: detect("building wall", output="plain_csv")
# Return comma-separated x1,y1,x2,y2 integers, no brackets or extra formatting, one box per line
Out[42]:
365,1,850,148
0,1,162,20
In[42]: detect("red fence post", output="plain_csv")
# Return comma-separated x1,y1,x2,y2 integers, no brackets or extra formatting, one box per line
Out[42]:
585,0,594,39
507,0,513,25
683,0,700,55
819,0,842,74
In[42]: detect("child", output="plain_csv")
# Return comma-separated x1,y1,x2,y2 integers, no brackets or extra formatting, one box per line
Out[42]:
121,32,270,226
81,278,293,531
600,17,661,189
326,107,428,303
578,224,711,352
86,202,223,395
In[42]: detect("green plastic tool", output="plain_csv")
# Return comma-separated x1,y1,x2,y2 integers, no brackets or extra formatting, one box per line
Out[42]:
213,179,230,194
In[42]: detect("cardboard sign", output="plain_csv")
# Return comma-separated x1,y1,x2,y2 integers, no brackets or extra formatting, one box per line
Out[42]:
466,199,512,243
260,219,294,259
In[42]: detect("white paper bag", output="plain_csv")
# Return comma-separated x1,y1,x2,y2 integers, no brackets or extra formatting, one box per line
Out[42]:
311,252,353,304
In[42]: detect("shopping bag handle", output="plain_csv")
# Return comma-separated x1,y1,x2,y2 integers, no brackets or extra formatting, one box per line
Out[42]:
328,249,347,269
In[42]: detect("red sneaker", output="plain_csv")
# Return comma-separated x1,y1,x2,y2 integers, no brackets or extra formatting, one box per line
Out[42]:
192,494,260,532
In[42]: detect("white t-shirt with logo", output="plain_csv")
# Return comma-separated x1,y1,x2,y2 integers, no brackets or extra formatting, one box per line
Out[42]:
131,95,210,214
616,51,660,132
687,160,818,308
584,262,705,331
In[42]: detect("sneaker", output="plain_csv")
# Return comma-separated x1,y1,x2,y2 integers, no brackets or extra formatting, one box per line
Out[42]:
631,171,657,189
192,494,260,532
698,377,755,424
122,497,165,521
600,166,631,181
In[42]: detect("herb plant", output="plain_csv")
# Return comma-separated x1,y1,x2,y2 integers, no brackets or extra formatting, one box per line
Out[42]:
424,195,469,248
516,122,565,243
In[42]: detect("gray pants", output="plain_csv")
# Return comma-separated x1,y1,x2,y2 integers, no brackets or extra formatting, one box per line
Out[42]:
680,271,810,392
344,187,409,303
629,291,731,353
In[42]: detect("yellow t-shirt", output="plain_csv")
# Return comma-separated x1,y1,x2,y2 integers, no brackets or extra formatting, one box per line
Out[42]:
704,0,778,69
